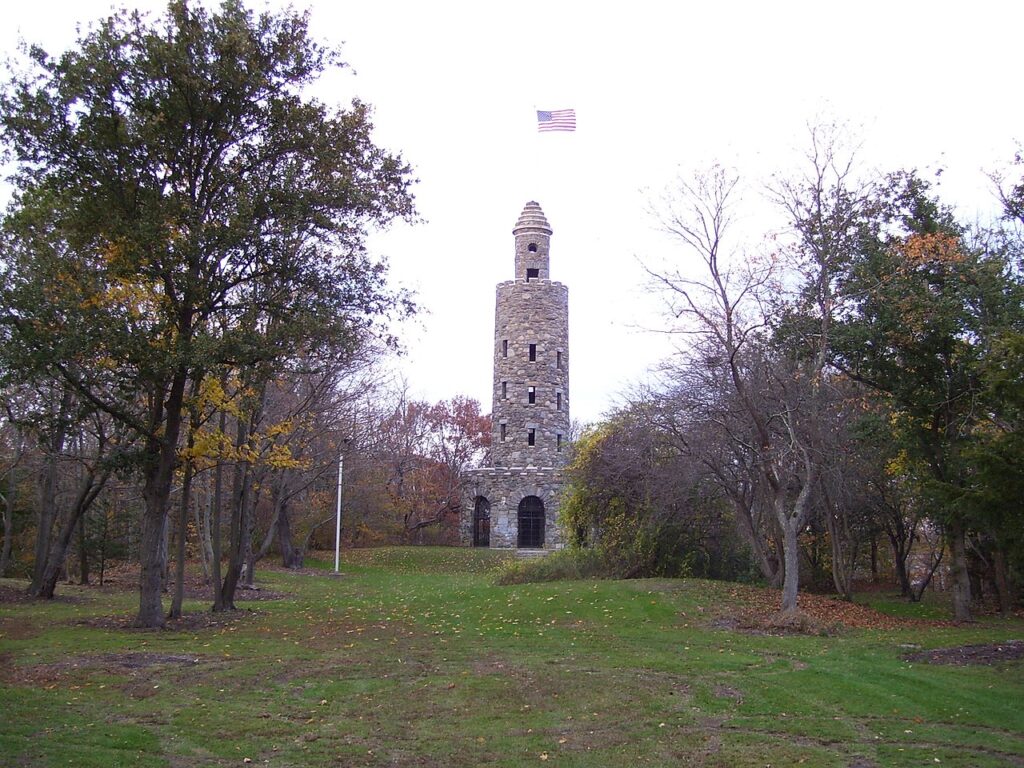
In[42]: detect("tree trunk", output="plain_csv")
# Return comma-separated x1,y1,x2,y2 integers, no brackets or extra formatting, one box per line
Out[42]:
135,372,188,628
217,416,249,610
245,478,285,587
823,494,853,601
137,487,171,626
991,546,1013,617
31,452,59,591
33,513,84,599
31,471,108,599
0,462,16,578
889,536,913,599
211,409,227,611
218,469,253,607
949,518,973,622
278,499,304,569
729,496,781,586
218,387,264,610
168,457,194,620
28,455,108,599
192,472,214,584
211,466,225,608
910,547,943,603
30,390,74,592
97,502,109,586
780,517,800,614
77,509,90,585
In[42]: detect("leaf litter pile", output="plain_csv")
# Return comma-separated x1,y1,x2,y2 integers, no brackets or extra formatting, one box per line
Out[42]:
702,583,1024,665
903,640,1024,666
708,583,949,634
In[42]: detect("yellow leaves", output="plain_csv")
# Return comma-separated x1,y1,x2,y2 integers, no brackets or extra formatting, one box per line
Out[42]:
181,428,234,467
79,278,154,316
265,419,294,438
266,443,307,470
183,376,309,468
190,377,244,418
183,423,308,470
885,450,909,479
899,232,964,268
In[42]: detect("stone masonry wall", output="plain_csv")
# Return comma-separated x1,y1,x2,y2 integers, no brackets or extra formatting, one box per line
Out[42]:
462,201,569,550
463,467,565,549
490,279,569,468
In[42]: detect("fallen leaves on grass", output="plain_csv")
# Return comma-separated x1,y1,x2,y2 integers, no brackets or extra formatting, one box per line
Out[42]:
711,584,951,633
904,640,1024,666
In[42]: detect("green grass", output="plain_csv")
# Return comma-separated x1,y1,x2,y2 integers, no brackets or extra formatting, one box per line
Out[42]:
2,547,1023,767
855,590,955,621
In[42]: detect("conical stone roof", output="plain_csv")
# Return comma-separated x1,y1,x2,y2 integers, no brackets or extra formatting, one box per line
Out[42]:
512,201,553,236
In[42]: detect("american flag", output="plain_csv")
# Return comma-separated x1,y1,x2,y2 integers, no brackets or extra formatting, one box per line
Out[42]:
537,109,576,132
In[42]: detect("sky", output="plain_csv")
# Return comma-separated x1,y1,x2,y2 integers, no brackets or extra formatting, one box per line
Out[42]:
3,1,1023,424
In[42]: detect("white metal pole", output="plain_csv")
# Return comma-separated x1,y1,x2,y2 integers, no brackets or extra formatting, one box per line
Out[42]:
334,451,343,573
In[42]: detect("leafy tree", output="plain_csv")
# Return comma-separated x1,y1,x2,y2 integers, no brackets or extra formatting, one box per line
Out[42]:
829,171,1019,620
561,412,750,580
0,1,415,626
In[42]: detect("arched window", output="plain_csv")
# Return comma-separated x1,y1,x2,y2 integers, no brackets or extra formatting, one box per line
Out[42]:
517,496,545,548
473,497,491,547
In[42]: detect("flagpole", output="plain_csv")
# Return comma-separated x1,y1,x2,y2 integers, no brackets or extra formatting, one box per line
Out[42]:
334,436,350,573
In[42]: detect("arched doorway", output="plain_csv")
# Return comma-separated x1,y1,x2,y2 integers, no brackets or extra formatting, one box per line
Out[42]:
472,496,490,547
517,496,545,548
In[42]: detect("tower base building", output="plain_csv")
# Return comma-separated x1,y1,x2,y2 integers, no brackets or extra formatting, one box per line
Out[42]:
463,202,569,551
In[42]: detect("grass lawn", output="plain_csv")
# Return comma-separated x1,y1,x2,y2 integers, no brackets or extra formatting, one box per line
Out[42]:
1,547,1023,767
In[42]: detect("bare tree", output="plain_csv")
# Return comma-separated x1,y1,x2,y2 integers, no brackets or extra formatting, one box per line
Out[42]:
638,372,783,587
648,165,822,613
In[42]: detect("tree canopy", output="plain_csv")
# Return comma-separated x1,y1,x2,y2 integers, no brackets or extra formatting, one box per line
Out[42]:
0,0,416,626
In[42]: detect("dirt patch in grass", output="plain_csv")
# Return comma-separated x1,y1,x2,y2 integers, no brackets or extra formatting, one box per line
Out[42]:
0,584,83,605
0,650,216,689
81,561,290,601
0,584,34,604
0,616,42,641
99,651,203,668
73,606,259,632
904,640,1024,666
714,684,744,703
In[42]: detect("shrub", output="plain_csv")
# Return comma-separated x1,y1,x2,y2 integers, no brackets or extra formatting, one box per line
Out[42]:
494,540,694,585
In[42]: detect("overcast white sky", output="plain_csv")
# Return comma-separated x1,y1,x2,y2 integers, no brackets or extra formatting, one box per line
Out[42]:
3,1,1022,423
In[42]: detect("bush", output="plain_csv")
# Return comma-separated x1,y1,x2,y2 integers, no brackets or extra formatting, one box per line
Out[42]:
494,540,694,585
495,547,609,585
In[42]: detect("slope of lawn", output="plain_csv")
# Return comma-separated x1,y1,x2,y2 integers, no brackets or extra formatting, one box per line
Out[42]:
1,546,1022,767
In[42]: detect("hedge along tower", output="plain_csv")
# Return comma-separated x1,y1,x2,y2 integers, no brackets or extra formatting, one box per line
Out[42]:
464,201,569,550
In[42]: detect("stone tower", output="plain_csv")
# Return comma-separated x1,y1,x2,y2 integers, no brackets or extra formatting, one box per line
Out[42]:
463,202,569,550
